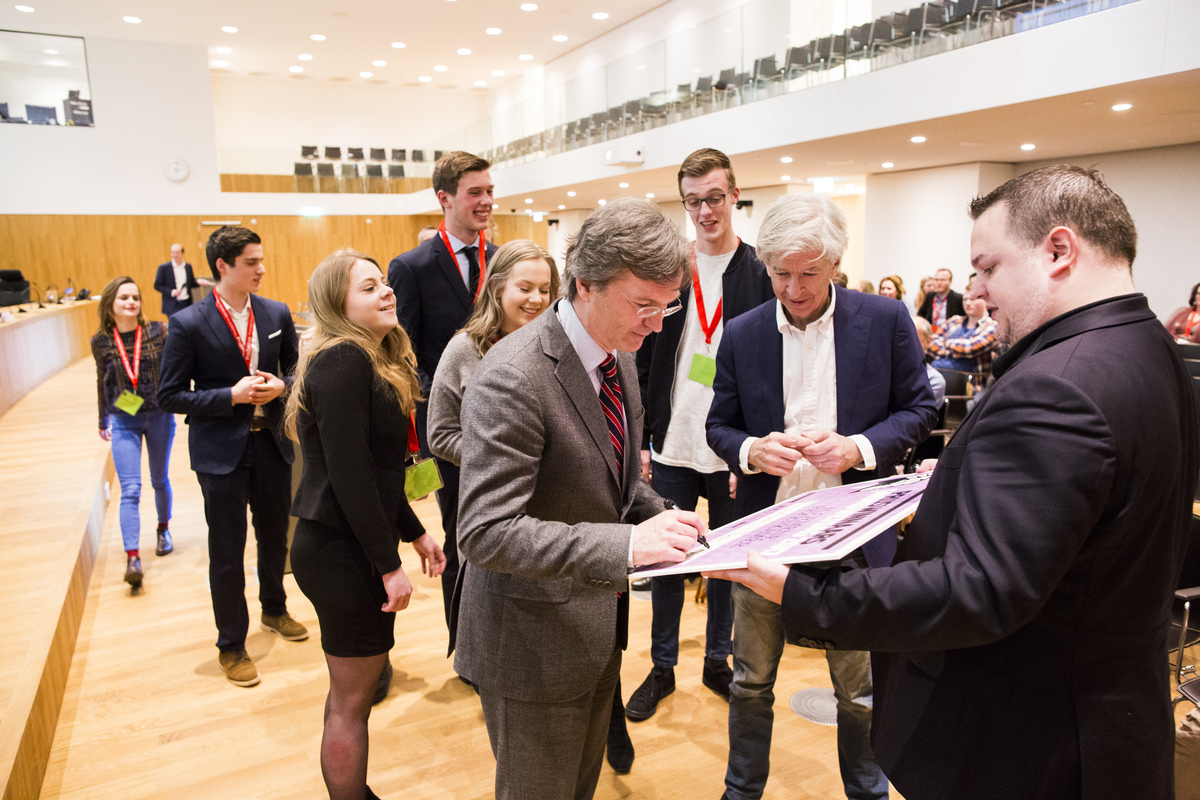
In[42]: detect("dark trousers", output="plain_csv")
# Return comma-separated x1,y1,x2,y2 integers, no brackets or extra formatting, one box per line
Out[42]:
648,462,736,666
434,458,460,633
195,431,291,652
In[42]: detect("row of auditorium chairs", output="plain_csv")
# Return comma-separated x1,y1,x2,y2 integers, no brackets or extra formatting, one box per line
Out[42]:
300,146,445,163
293,161,423,193
483,0,1064,167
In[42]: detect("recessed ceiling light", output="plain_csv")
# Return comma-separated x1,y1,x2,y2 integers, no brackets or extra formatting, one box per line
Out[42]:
210,60,228,67
645,192,655,199
434,64,448,72
593,12,609,20
491,69,505,76
15,5,35,11
520,3,538,9
123,16,141,23
518,54,533,61
217,46,232,54
1112,102,1132,111
298,53,312,60
558,204,566,209
881,162,894,169
289,66,303,73
619,182,629,188
567,191,576,197
372,60,386,66
1020,143,1036,151
457,48,472,55
221,25,237,33
780,156,793,163
474,80,487,87
780,175,791,181
310,34,326,41
910,136,926,143
598,199,607,205
43,48,58,54
553,34,568,42
525,198,533,203
360,71,373,78
486,27,502,35
418,75,432,82
391,41,406,49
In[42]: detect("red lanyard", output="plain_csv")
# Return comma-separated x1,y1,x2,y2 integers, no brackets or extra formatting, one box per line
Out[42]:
690,240,737,345
113,325,142,390
407,412,420,456
1187,311,1200,337
439,219,486,302
213,292,255,373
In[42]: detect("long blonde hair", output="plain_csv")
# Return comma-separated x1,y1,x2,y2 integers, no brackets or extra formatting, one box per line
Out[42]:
285,249,421,440
460,239,559,357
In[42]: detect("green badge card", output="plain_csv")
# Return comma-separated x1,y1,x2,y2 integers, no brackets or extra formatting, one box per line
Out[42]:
114,390,144,416
405,458,444,502
688,353,717,387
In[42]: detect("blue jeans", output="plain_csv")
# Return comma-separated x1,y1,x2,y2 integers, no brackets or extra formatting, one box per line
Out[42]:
649,462,735,666
110,409,175,552
725,552,887,800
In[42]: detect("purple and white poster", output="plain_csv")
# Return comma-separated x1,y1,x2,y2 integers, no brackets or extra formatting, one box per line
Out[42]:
632,472,931,578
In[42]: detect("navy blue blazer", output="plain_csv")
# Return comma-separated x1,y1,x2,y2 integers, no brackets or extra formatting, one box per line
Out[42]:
158,292,298,475
153,261,201,316
706,287,937,567
388,233,498,393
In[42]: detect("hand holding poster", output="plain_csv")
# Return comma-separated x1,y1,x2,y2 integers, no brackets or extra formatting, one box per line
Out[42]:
631,472,930,578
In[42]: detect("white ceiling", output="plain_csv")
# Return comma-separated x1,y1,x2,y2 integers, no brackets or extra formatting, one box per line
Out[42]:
0,0,670,89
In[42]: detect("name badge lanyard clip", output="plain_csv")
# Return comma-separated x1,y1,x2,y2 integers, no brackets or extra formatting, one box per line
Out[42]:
214,292,255,374
438,219,487,303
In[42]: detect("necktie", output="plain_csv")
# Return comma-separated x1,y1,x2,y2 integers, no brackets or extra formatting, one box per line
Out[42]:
463,245,479,295
598,355,625,472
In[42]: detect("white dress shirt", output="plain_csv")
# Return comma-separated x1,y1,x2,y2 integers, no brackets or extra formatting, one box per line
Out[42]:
444,230,477,289
171,261,187,298
736,287,876,504
216,290,264,418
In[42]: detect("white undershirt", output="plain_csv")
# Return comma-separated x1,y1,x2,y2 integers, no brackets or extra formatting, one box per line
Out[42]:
653,248,733,474
216,290,264,418
171,261,187,298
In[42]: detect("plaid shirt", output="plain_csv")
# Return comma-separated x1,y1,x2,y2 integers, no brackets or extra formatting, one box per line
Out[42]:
928,314,997,375
92,321,168,429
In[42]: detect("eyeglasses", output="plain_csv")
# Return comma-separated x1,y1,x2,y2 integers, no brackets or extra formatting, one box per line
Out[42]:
682,193,728,211
615,287,683,320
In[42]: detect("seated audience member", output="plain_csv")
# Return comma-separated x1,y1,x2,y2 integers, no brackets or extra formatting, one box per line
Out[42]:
913,317,946,407
708,165,1199,800
833,270,849,288
417,225,439,245
928,285,997,377
913,275,933,316
92,276,176,588
857,279,875,294
917,268,965,333
878,275,905,301
286,249,446,800
1165,281,1200,343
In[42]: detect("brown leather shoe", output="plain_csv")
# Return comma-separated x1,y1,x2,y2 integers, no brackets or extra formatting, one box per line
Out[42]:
261,612,309,641
218,650,260,687
124,556,143,587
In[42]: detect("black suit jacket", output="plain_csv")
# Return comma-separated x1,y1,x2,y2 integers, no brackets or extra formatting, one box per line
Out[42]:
158,292,298,474
291,342,425,575
153,261,200,316
778,295,1199,799
636,239,774,452
917,289,965,326
388,234,499,394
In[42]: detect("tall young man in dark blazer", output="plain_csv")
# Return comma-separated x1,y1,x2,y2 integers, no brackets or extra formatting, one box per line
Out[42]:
710,166,1199,800
153,243,210,318
388,151,497,635
159,226,306,688
628,148,773,722
916,268,965,333
706,194,937,800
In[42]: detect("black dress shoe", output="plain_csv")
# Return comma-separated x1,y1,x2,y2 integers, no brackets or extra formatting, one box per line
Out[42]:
625,665,675,721
156,529,173,556
702,656,734,702
372,657,393,705
606,710,635,774
365,785,382,800
124,556,143,587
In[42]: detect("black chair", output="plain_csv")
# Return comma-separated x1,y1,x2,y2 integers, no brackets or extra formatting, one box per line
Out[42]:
324,146,342,160
340,163,362,192
784,44,815,77
411,149,425,162
300,145,319,159
1172,515,1200,705
1180,343,1200,361
369,148,386,161
293,162,315,193
936,368,979,430
391,148,407,162
906,396,950,469
751,54,778,95
365,163,387,193
387,163,406,179
845,25,873,60
433,150,444,161
909,2,952,46
346,147,365,161
316,162,337,192
815,34,847,69
0,269,31,306
1185,360,1200,380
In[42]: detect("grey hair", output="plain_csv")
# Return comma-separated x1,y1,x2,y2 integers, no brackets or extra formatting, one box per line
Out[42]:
564,198,690,300
755,193,848,269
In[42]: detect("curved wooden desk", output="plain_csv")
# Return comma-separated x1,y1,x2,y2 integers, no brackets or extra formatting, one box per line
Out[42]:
0,300,98,418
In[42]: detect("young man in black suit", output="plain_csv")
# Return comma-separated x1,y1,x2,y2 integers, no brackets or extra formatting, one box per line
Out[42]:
388,151,497,635
159,226,307,687
916,268,965,332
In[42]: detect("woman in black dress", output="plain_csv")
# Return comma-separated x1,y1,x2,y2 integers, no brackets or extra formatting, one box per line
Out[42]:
286,249,445,800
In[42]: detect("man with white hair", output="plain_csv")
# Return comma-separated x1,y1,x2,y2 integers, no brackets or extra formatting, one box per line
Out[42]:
709,166,1199,799
706,193,937,800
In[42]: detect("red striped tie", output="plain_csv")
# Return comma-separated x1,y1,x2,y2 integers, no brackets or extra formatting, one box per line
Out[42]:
598,355,625,471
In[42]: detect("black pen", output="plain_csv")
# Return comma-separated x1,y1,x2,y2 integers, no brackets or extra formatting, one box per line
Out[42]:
664,499,709,549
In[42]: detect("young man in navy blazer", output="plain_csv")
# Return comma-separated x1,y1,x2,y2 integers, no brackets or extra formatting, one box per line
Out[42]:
705,194,936,800
388,151,497,636
159,226,306,687
628,148,773,722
